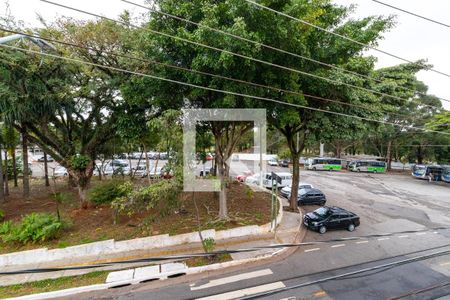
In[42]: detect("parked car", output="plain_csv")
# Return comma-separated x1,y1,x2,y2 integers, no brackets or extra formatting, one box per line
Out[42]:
236,171,253,182
133,165,148,177
280,183,314,198
37,155,54,162
262,172,292,188
280,159,290,167
297,188,326,206
303,206,360,234
53,166,68,177
268,159,278,166
245,173,262,185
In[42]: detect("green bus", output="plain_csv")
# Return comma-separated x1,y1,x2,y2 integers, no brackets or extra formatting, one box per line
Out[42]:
348,160,386,173
305,158,343,171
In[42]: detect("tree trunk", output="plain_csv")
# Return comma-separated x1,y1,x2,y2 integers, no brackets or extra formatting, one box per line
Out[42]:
0,145,5,202
68,174,77,188
289,152,300,211
77,184,89,209
73,162,94,209
386,140,392,171
44,152,50,187
21,126,30,199
144,145,151,184
218,157,227,219
4,151,9,196
12,150,17,187
417,147,424,165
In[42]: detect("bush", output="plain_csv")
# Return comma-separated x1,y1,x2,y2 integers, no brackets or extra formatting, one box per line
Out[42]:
1,213,64,244
0,209,4,222
89,180,129,205
202,238,215,253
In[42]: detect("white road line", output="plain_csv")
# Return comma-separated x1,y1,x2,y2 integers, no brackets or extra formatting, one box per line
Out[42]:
433,231,439,234
196,281,286,300
398,235,409,238
356,240,369,244
378,237,390,241
190,269,273,291
331,244,345,248
416,232,427,236
304,248,320,252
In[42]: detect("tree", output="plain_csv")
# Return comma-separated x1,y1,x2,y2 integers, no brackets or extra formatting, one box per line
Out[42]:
3,126,19,187
0,18,139,207
426,111,450,134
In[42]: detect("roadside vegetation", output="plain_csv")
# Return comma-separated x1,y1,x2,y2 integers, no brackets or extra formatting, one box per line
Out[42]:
0,0,448,254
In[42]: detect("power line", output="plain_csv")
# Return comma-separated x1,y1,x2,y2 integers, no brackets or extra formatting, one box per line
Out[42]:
121,0,450,105
1,43,449,138
372,0,450,29
39,0,445,112
243,0,450,79
1,228,447,275
122,0,450,105
0,27,412,119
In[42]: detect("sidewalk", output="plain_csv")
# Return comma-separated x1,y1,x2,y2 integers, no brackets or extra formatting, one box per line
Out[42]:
0,199,303,287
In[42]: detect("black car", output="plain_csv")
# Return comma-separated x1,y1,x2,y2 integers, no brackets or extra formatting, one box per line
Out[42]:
303,206,360,234
297,188,326,206
280,159,290,167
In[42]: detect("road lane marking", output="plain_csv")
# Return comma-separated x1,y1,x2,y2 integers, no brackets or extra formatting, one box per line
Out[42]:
331,244,345,248
356,240,369,244
313,290,327,297
304,248,320,252
398,235,409,238
196,281,285,300
416,232,427,235
378,237,390,241
440,262,450,266
433,231,439,234
190,269,273,291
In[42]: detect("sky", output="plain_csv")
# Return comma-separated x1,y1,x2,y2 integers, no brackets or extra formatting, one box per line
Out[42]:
1,0,449,109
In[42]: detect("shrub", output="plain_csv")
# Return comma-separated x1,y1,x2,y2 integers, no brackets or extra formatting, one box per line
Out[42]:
0,220,12,235
89,180,129,205
0,209,5,222
1,213,65,244
202,237,216,253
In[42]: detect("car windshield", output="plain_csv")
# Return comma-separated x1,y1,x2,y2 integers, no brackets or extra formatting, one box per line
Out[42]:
299,189,308,196
314,207,330,217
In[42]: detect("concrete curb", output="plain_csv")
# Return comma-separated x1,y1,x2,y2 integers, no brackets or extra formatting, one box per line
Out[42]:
0,196,282,269
8,198,300,300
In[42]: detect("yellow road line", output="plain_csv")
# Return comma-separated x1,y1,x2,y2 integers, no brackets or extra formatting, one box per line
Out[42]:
313,290,327,297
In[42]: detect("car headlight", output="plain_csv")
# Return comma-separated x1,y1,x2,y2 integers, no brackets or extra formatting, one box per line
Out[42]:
312,222,318,226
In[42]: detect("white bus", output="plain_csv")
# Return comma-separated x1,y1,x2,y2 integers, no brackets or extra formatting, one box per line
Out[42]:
349,160,386,173
305,158,343,171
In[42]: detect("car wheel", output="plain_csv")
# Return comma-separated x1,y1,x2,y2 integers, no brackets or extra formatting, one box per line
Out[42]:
348,223,355,232
357,168,361,172
373,170,377,174
319,201,326,206
319,226,327,234
313,167,317,171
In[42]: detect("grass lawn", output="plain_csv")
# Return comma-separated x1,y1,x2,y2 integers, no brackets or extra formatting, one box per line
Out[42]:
0,271,108,299
0,178,272,254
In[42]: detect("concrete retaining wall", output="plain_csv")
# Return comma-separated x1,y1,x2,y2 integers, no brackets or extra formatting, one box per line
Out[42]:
0,196,283,268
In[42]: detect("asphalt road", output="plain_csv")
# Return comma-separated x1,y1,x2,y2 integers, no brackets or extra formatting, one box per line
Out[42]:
72,169,450,300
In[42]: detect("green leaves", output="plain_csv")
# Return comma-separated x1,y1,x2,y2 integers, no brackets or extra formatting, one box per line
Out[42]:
69,154,91,172
1,213,65,244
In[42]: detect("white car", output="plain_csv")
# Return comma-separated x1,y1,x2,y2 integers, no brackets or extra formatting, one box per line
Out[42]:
53,166,68,177
280,183,314,198
245,173,262,185
268,159,278,166
262,172,292,188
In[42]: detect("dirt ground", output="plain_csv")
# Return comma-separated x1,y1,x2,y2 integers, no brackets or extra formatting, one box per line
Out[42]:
0,179,272,254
